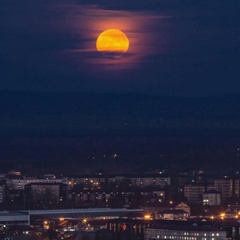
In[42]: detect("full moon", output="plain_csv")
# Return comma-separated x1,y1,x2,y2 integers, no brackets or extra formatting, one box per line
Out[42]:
96,29,129,58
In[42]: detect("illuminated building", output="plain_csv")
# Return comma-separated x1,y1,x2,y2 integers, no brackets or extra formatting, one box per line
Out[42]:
214,178,233,200
25,182,68,205
184,184,206,203
202,190,221,206
144,220,239,240
155,209,189,220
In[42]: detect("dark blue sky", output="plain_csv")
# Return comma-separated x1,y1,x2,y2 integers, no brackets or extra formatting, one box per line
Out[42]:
1,0,240,96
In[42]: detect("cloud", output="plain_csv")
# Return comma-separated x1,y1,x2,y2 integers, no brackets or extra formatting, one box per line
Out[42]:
59,4,173,75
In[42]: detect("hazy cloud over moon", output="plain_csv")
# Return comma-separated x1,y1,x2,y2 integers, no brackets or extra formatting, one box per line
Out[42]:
62,4,172,73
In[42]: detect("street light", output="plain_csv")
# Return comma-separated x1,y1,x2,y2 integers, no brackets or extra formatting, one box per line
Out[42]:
144,214,151,220
220,213,225,220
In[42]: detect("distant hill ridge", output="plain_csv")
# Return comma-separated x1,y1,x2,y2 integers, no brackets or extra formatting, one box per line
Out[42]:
1,91,240,137
0,91,240,172
1,90,240,119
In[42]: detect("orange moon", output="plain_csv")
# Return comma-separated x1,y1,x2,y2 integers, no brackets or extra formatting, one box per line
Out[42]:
96,29,129,58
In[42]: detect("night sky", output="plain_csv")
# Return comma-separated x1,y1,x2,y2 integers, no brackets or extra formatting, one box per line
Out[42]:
0,0,240,173
1,0,240,96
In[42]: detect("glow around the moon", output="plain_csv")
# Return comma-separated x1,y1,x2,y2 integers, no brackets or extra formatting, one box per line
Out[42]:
96,29,129,58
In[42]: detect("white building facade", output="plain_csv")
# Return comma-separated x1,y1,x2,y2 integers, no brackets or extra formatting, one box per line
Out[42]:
145,227,227,240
